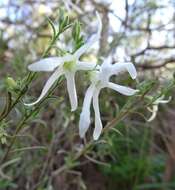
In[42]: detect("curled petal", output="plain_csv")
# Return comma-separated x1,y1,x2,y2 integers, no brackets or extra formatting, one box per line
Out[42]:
74,11,102,58
108,82,139,96
147,105,158,122
79,85,95,138
28,55,72,72
65,72,77,111
24,68,63,106
76,61,96,71
147,107,154,112
93,89,103,140
147,96,171,122
159,98,171,104
156,95,172,104
111,62,137,79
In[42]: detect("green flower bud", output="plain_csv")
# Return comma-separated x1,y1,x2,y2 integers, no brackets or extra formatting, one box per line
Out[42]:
5,77,18,90
1,137,7,144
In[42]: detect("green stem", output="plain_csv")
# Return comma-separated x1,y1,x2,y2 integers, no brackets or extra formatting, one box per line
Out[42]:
0,32,61,123
0,72,35,122
0,78,61,164
1,32,62,163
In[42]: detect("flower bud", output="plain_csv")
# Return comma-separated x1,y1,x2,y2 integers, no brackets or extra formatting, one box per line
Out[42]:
5,77,18,90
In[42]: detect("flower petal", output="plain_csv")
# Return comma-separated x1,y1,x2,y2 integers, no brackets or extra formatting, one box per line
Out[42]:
156,96,171,104
24,68,63,106
28,55,72,72
65,72,77,111
111,62,137,79
147,105,158,122
108,82,139,96
159,99,171,104
93,89,103,140
79,85,94,138
76,61,96,71
74,11,102,58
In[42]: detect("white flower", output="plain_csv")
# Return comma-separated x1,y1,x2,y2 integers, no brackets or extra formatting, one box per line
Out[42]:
79,57,138,140
25,12,102,111
147,95,171,122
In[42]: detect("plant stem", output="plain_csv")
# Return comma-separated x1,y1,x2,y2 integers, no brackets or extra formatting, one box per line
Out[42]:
0,32,61,123
0,32,62,163
0,79,61,164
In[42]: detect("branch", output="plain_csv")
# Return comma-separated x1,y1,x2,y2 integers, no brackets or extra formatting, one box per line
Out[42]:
136,57,175,70
132,45,175,57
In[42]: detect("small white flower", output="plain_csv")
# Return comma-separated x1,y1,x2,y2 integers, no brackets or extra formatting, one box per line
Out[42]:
79,57,138,140
147,95,171,122
25,12,102,111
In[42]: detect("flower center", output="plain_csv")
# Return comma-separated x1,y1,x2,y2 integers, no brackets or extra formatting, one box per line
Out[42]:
63,60,76,71
89,70,101,86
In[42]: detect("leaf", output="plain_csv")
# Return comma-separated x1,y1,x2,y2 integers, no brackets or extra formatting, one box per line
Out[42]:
47,17,56,37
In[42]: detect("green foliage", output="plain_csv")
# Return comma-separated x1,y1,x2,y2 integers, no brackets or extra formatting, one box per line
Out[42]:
0,121,8,145
0,179,17,189
4,77,18,92
72,21,84,52
0,2,174,190
58,10,71,33
97,122,167,190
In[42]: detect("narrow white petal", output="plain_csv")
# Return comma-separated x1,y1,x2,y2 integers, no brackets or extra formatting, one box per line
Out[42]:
108,82,139,96
28,55,72,72
147,105,158,122
159,100,170,104
93,89,103,140
74,12,102,58
24,68,63,106
111,62,137,79
147,96,171,122
79,85,94,138
147,107,154,112
65,72,77,111
76,61,96,71
158,96,172,104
